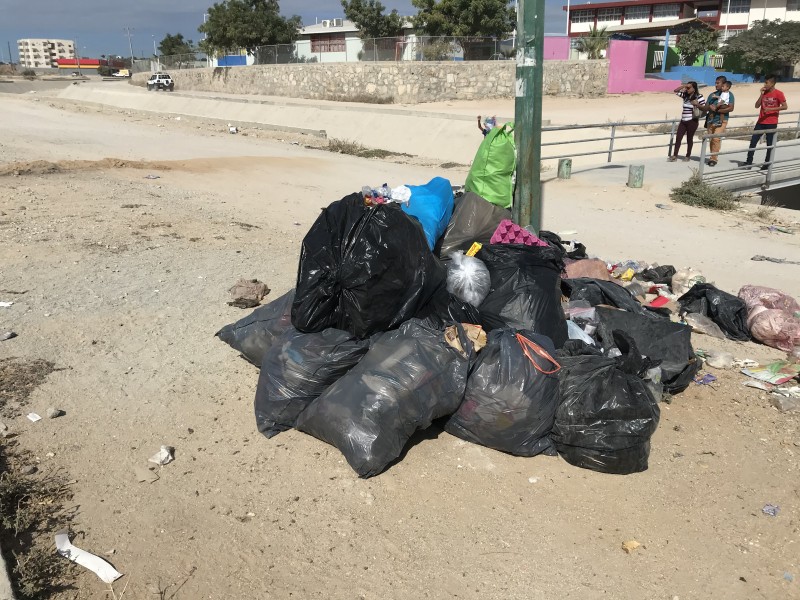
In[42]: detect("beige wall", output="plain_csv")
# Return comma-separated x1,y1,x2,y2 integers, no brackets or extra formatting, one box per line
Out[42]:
134,61,609,103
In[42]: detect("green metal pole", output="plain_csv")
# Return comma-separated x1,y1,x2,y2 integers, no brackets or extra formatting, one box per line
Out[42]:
512,0,545,232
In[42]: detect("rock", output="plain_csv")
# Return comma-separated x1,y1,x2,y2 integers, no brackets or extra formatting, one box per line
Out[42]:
46,407,65,419
621,540,641,554
20,465,37,475
771,396,800,413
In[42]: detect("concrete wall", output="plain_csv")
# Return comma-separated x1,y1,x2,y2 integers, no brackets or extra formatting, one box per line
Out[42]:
607,40,680,94
132,60,609,103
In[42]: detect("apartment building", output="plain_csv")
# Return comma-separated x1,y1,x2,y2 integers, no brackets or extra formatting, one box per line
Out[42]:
17,39,76,68
566,0,800,40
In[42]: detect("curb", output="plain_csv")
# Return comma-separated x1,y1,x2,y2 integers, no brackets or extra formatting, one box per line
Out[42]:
0,550,16,600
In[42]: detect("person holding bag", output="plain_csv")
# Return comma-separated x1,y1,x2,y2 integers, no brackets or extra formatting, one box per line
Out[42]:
668,81,704,162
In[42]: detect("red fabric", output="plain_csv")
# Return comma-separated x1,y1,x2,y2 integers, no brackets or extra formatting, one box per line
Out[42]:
759,89,786,125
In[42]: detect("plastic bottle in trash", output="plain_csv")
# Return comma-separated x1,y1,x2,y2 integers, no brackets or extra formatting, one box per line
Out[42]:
362,186,372,199
380,183,390,198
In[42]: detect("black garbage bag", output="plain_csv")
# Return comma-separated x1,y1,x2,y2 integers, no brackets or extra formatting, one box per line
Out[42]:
215,290,294,366
295,319,473,478
593,306,701,394
446,329,560,457
561,278,661,318
254,327,373,438
292,193,447,339
537,230,588,260
639,265,676,285
551,332,661,475
678,283,750,341
477,244,568,348
438,192,511,258
425,294,482,328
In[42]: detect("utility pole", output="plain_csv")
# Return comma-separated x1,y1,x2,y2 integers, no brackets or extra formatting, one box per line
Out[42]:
123,27,135,67
7,41,12,65
512,0,545,231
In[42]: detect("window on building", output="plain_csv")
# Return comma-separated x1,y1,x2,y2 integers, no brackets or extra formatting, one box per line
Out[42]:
597,7,623,21
625,5,650,19
311,33,346,53
571,9,595,23
653,3,680,18
786,0,799,10
725,0,750,12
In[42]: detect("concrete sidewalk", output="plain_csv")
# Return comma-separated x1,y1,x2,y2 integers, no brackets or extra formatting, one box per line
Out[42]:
0,551,16,600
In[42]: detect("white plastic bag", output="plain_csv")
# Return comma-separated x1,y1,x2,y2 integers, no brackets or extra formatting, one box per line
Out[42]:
446,251,491,308
671,267,706,297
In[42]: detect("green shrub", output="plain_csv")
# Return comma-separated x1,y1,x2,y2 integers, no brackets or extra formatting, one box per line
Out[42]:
670,172,739,211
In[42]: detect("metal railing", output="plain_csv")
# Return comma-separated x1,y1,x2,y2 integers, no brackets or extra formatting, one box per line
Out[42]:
158,35,516,67
698,124,800,189
539,111,800,165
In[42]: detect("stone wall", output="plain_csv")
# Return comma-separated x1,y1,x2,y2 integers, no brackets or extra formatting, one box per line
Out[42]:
134,60,608,104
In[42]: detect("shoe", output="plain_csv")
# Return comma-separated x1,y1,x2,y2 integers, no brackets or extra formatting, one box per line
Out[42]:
708,160,717,167
760,164,769,171
682,156,690,162
667,156,677,162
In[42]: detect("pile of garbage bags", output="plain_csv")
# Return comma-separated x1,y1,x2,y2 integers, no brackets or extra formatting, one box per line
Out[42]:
217,181,800,478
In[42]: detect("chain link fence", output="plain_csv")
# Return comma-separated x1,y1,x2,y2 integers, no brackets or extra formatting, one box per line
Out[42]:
157,36,515,68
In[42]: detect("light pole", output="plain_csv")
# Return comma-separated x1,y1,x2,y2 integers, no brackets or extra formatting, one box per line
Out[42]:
123,27,134,68
75,37,81,73
152,34,159,71
203,13,210,67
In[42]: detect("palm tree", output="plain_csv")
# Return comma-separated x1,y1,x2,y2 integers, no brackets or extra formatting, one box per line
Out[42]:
576,26,609,60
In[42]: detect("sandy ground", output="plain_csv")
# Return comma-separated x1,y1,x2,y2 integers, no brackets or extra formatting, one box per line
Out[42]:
1,92,800,600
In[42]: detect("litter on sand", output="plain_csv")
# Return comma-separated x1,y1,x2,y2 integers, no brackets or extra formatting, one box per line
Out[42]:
742,361,800,385
693,373,717,386
55,530,123,584
621,540,642,553
751,255,800,265
0,301,13,308
26,413,42,422
0,331,17,341
148,445,175,466
762,503,780,517
143,174,160,180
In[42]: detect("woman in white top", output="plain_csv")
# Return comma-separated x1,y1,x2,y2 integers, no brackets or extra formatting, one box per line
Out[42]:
669,81,705,162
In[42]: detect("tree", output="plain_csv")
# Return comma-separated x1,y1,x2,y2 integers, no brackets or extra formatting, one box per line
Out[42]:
158,33,194,57
575,26,608,60
198,0,301,55
722,19,800,74
677,28,718,66
342,0,404,38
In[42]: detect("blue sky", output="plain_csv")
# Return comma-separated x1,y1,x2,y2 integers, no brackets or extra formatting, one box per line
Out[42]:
0,0,568,61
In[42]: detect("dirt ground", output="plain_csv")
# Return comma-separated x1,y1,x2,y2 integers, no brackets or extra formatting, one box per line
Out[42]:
1,92,799,600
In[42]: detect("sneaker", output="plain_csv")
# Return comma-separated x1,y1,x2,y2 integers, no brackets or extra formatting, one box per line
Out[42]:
708,160,717,167
682,156,690,162
667,156,677,162
760,164,769,171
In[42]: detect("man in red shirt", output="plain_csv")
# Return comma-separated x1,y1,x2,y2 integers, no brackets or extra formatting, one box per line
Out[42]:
745,74,788,169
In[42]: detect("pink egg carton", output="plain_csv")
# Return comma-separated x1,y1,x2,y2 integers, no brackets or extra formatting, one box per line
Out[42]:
490,219,549,247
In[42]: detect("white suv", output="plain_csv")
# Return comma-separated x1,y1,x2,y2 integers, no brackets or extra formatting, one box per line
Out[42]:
146,72,174,92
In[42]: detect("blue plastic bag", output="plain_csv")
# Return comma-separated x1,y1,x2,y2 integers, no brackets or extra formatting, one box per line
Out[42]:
402,177,454,250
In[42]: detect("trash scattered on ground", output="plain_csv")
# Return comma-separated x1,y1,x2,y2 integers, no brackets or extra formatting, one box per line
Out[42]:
784,572,795,582
739,286,800,351
143,174,160,180
655,203,672,210
228,278,270,309
55,530,123,584
621,540,642,554
762,503,780,517
671,268,706,297
148,445,175,466
733,358,759,369
751,255,800,265
134,465,160,483
26,412,42,422
742,361,800,385
694,373,717,386
229,126,238,134
679,284,750,341
744,380,772,391
705,350,734,369
0,331,17,341
683,312,726,339
0,301,13,308
46,407,64,419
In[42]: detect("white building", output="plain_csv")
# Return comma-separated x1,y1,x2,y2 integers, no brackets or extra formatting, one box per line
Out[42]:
17,38,76,68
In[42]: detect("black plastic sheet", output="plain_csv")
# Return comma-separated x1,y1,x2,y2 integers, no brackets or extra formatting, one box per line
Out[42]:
639,265,676,285
215,290,294,366
292,194,447,339
438,192,511,258
678,283,750,341
562,278,661,318
477,244,568,348
254,328,372,438
446,329,560,457
551,333,661,475
295,319,472,478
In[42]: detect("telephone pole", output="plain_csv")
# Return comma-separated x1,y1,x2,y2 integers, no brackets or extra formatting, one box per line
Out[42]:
512,0,545,232
123,27,135,66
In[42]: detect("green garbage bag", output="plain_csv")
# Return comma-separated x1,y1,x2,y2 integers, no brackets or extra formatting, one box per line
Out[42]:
465,122,515,209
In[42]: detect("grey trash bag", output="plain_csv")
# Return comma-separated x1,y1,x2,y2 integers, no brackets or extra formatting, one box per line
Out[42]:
295,319,473,478
254,327,373,438
438,192,511,258
215,290,294,366
445,329,561,457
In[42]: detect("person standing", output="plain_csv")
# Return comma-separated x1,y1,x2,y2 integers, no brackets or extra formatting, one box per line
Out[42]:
669,81,705,162
744,75,788,170
703,76,735,167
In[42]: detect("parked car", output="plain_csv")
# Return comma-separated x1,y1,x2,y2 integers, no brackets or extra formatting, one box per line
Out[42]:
147,72,174,91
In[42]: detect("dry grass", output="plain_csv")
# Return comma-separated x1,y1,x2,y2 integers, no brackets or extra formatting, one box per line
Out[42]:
754,199,779,220
670,171,739,211
327,138,413,159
